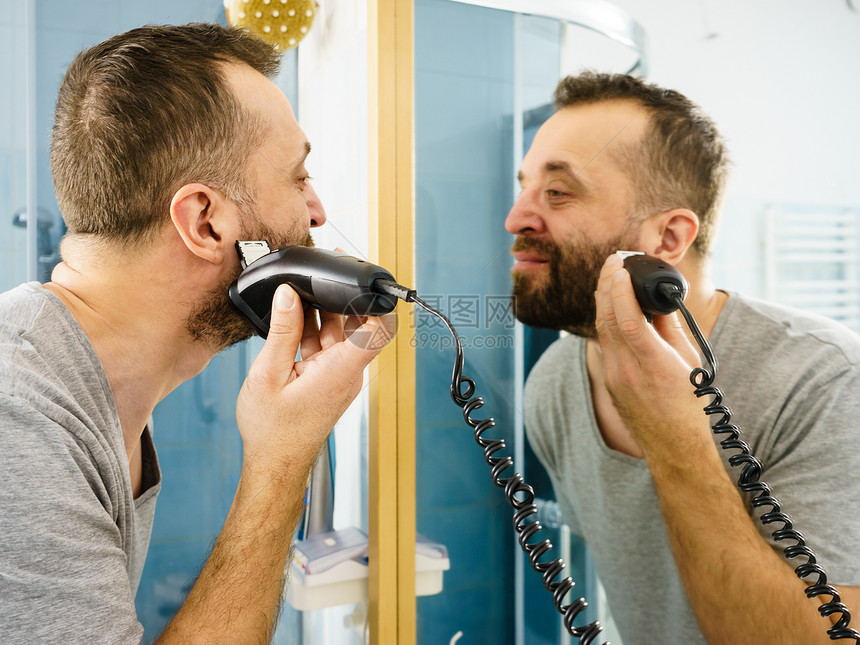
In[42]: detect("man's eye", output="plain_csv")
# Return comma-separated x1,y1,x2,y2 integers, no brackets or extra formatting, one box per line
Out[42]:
547,189,567,199
297,176,313,190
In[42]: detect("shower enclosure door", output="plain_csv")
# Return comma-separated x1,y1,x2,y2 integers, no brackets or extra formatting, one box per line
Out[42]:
413,1,645,643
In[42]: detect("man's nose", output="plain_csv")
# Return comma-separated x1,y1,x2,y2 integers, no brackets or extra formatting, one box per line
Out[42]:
505,188,546,235
305,182,327,227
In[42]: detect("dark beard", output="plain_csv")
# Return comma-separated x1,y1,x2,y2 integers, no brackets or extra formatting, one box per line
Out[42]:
511,233,633,338
185,217,314,350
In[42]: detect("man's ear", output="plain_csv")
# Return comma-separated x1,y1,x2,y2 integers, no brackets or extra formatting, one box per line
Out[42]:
169,183,234,264
642,208,699,264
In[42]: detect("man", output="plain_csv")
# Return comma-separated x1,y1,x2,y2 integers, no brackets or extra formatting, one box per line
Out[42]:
0,24,393,643
507,72,860,644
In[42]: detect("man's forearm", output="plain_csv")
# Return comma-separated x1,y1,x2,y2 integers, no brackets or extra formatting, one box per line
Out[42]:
156,461,310,643
646,433,834,645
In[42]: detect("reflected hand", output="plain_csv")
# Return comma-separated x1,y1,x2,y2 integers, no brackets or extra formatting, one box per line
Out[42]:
593,254,709,457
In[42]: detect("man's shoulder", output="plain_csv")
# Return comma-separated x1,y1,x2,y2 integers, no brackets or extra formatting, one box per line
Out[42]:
0,282,109,417
536,332,584,363
526,333,584,381
1,281,89,352
0,282,51,329
1,283,56,385
718,292,860,369
0,283,125,501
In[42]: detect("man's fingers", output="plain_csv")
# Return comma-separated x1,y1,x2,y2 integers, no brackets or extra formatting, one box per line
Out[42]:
594,254,630,351
596,254,677,371
318,309,346,349
603,257,699,373
344,312,396,354
249,285,303,387
300,305,322,359
608,264,657,354
652,311,701,368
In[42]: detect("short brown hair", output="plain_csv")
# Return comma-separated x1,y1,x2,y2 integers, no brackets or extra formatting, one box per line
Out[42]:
51,23,282,247
554,72,729,255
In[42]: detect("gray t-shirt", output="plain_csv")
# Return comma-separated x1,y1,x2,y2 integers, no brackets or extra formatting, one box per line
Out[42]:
0,283,161,644
525,292,860,644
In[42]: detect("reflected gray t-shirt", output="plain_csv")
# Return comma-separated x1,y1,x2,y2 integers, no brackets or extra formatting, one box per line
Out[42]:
0,283,161,644
525,292,860,644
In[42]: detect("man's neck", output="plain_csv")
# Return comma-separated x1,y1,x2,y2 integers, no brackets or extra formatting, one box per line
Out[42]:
44,239,218,463
670,255,726,342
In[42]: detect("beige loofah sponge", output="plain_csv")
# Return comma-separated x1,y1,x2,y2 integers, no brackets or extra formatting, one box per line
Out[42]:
224,0,317,50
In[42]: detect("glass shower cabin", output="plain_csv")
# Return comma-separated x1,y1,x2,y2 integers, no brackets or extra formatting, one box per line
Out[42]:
412,1,646,644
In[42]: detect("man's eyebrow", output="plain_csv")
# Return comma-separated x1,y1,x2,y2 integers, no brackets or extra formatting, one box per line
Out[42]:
517,161,588,190
545,160,575,175
252,137,312,182
280,140,311,176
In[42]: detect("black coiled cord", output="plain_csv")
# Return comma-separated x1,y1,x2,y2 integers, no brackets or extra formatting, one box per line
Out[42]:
411,294,607,645
663,285,860,643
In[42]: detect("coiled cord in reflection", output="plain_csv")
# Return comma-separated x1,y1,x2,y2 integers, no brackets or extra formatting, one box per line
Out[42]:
410,293,607,645
660,283,860,643
375,273,859,642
